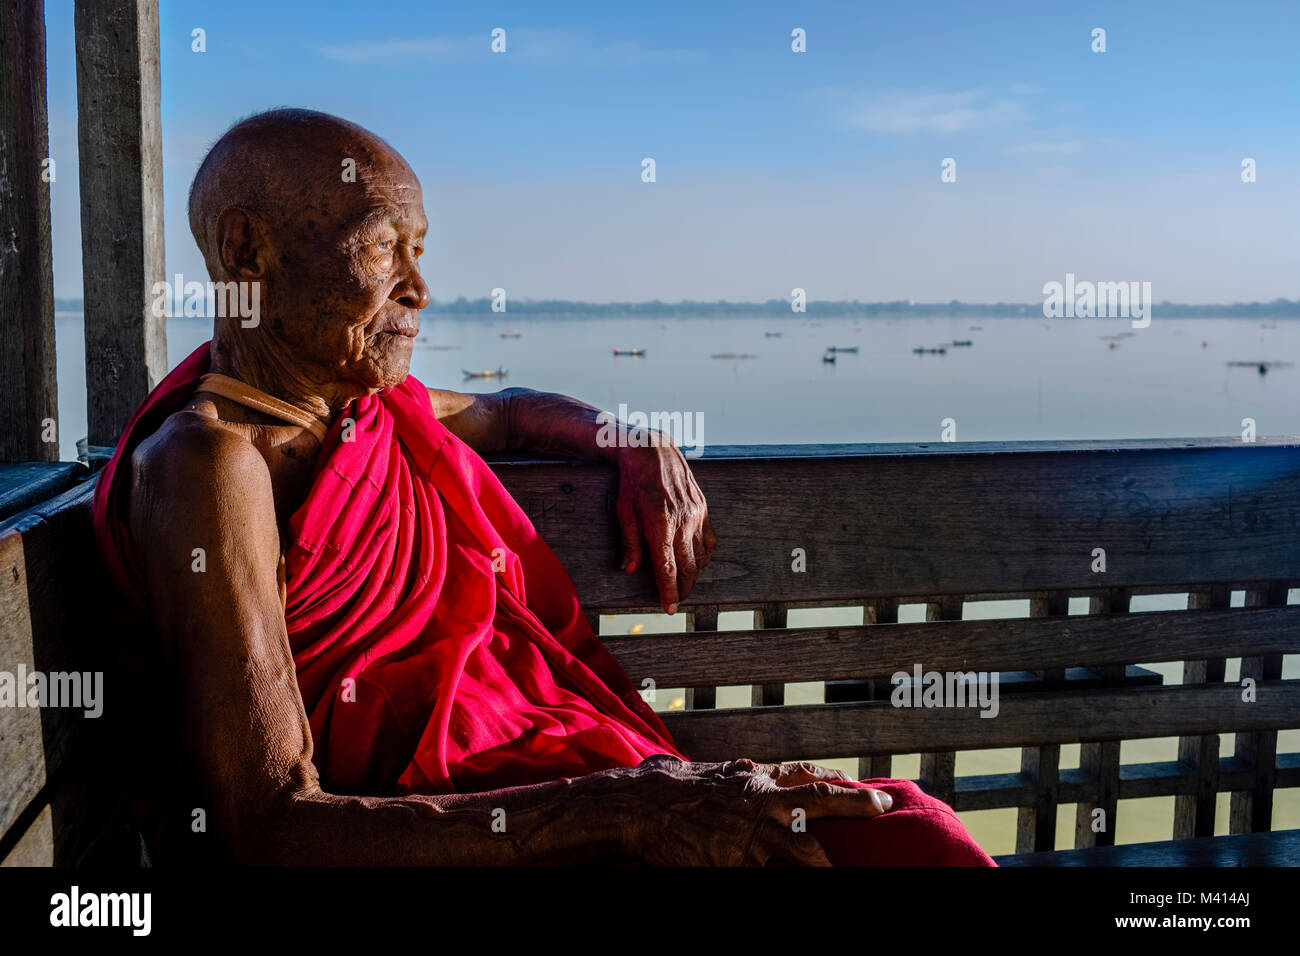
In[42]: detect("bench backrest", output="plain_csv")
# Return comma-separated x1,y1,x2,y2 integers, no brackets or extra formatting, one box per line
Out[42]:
2,438,1297,863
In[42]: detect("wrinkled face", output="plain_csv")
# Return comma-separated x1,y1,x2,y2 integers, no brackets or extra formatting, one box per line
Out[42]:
273,143,431,393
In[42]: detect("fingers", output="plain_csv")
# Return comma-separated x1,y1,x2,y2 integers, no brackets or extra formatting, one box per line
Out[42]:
779,781,893,818
673,524,700,605
617,493,643,574
699,514,717,567
769,761,852,787
653,540,680,615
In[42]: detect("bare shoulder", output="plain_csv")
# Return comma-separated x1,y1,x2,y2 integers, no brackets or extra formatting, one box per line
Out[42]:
129,408,277,551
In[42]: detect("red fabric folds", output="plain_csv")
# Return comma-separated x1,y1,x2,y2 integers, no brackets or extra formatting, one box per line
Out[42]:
94,343,684,797
93,342,995,866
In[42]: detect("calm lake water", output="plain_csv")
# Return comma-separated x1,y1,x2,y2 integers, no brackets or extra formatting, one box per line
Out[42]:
53,313,1300,460
52,312,1300,853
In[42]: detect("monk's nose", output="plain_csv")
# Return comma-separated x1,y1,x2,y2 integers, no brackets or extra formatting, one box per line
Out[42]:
392,267,430,311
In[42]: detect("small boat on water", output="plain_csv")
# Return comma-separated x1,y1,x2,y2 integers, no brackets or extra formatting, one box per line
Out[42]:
1228,360,1293,375
822,352,836,363
826,346,858,353
765,332,783,338
913,346,947,354
951,340,973,347
499,330,522,339
462,367,508,378
710,352,757,359
613,348,647,356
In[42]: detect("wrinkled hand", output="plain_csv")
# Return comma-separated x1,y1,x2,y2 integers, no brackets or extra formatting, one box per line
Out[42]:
620,755,893,866
614,437,717,614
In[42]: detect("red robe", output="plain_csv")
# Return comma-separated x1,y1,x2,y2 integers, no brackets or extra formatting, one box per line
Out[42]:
94,343,994,865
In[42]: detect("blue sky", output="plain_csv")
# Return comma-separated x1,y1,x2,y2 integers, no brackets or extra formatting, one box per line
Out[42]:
42,0,1300,302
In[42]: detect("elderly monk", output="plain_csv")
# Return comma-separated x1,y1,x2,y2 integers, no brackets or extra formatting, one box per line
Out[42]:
93,109,994,866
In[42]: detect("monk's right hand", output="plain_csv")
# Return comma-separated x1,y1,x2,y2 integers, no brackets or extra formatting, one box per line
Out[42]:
619,755,892,866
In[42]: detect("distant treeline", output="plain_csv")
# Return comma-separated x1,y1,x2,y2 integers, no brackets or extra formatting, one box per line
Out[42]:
54,296,1300,318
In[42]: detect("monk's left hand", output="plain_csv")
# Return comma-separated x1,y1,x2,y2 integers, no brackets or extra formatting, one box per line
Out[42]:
614,437,716,614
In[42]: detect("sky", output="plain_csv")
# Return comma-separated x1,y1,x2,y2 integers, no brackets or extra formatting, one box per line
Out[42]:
41,0,1300,303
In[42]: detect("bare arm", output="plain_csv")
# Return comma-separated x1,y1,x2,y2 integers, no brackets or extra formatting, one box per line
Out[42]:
430,386,717,614
130,418,631,864
129,417,887,865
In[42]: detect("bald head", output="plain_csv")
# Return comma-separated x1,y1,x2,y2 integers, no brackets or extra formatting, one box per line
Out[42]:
193,108,430,401
188,108,412,279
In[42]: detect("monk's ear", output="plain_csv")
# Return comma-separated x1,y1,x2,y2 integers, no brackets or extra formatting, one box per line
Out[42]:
215,206,271,280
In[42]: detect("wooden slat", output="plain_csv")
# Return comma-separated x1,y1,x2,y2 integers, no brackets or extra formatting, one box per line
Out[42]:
998,828,1300,867
659,681,1300,763
599,604,1300,688
0,482,126,856
1075,590,1129,848
494,440,1300,611
750,603,785,707
1174,584,1230,838
861,599,897,779
955,754,1300,812
74,0,167,447
0,464,87,521
683,605,717,711
0,0,59,462
1016,590,1068,852
1231,582,1288,833
919,596,962,806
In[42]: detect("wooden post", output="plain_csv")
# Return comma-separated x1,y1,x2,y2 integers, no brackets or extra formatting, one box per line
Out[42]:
918,595,963,805
1014,589,1069,852
1173,584,1229,839
1075,588,1130,848
75,0,166,449
1230,582,1287,834
750,602,786,706
683,605,718,712
0,0,59,462
858,597,897,780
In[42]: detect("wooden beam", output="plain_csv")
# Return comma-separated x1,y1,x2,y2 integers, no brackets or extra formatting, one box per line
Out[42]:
659,681,1300,763
0,0,59,462
598,604,1300,688
492,440,1300,611
74,0,166,448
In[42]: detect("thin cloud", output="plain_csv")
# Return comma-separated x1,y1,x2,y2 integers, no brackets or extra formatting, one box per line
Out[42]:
1006,141,1084,157
316,38,464,63
316,29,702,67
841,88,1030,134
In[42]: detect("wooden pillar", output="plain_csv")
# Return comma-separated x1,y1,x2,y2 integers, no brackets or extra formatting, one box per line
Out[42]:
750,603,786,706
1173,585,1229,839
0,0,59,462
683,605,718,711
1015,589,1068,853
1230,582,1287,834
1074,588,1130,848
75,0,166,449
918,595,963,805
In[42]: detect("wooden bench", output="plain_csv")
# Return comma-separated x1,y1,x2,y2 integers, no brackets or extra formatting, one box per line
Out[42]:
3,437,1299,865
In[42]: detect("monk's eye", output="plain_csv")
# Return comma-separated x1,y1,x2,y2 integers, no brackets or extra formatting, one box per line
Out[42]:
377,239,395,251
